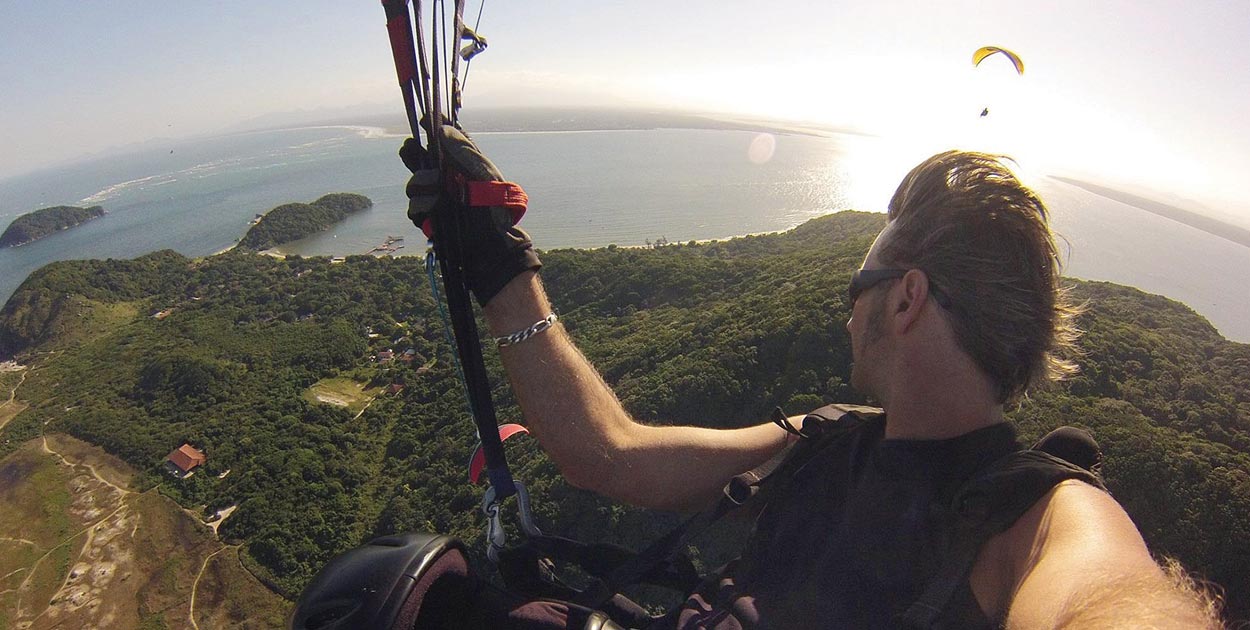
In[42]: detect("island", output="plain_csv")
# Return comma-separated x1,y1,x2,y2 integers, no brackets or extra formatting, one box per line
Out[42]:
235,193,372,251
0,205,106,247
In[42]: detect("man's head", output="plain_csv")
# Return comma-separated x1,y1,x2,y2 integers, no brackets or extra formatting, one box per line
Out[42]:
850,150,1080,404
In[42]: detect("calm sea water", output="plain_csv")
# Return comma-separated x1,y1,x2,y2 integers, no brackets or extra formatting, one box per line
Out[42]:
2,126,1248,342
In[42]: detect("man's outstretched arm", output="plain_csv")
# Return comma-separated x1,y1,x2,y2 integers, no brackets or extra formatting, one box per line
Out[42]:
1003,481,1224,629
483,271,793,512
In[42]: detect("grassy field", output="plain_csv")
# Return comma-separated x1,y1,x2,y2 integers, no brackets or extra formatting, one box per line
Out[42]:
0,369,28,432
192,546,290,629
302,377,380,415
0,539,41,627
0,299,136,441
0,441,72,548
0,435,290,629
40,299,140,355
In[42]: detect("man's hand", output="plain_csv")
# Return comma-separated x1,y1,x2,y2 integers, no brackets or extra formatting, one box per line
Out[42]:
400,125,541,306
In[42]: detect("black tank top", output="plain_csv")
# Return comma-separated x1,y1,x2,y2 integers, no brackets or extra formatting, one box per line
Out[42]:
664,417,1020,629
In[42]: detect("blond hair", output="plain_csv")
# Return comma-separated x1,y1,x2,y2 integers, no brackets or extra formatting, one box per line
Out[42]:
1054,558,1225,629
883,150,1081,403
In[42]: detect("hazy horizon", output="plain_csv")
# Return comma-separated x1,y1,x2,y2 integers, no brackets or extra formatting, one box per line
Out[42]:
5,104,1249,237
3,1,1249,226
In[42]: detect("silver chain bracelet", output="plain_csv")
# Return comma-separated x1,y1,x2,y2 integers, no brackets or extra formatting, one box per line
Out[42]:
495,313,558,348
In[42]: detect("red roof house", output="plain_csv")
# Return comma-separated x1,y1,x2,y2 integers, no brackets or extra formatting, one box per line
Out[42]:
165,444,207,478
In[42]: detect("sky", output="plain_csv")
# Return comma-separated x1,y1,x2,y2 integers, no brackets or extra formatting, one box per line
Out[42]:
2,0,1249,225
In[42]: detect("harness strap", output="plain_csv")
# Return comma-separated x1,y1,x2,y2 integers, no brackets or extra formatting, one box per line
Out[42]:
566,404,881,609
381,0,422,138
896,450,1106,628
463,179,528,223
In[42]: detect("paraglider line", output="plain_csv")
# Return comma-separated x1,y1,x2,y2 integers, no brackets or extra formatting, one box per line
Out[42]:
427,248,474,420
460,1,486,93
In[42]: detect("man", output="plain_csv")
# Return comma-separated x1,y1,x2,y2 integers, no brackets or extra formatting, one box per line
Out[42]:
409,128,1221,628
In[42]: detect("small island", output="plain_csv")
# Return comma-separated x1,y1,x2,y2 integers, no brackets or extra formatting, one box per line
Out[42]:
236,193,372,251
0,205,106,248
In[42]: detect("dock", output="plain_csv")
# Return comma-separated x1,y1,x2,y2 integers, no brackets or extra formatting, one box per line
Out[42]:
368,235,407,255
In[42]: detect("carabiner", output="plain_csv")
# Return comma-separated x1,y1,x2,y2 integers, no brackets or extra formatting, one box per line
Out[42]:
481,486,508,563
514,481,543,537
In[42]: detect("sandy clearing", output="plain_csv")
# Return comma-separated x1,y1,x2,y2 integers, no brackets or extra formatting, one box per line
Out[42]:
314,393,351,407
207,505,237,536
0,367,30,432
41,436,132,497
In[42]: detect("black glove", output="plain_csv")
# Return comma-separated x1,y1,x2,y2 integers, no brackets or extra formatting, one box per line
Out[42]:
401,125,542,306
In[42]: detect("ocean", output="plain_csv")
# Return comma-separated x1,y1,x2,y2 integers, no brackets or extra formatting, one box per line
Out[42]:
2,124,1248,342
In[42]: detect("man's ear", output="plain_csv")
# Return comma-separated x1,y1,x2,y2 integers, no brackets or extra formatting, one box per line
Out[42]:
892,269,932,333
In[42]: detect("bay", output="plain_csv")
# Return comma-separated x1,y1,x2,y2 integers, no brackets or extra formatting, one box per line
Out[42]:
1,125,1247,342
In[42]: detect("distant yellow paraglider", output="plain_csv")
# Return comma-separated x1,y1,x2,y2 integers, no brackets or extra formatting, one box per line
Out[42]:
972,46,1024,118
972,46,1024,75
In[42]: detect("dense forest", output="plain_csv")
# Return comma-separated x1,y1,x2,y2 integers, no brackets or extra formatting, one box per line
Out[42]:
235,193,372,251
0,211,1246,619
0,204,106,247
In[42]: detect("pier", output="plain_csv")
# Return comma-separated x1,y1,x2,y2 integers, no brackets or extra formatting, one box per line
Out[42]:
368,235,406,255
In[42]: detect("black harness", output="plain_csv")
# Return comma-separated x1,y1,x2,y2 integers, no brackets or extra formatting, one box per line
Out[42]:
291,404,1104,629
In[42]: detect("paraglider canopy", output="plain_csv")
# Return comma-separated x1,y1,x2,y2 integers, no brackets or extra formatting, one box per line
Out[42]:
972,46,1024,75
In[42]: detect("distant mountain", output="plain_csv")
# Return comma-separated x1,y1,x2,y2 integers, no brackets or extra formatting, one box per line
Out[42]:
0,205,105,248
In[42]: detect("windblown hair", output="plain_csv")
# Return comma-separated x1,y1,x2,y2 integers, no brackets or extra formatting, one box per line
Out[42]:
882,150,1081,403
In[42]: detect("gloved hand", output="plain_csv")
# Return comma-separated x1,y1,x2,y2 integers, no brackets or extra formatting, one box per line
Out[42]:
401,125,542,306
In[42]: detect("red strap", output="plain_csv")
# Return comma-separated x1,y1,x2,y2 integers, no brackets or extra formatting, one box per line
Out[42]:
465,180,528,225
386,16,417,84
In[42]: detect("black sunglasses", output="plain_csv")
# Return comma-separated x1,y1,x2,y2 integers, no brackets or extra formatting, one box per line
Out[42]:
848,268,952,309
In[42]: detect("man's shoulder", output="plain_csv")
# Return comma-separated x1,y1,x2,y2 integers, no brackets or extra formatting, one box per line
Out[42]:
999,479,1146,574
990,480,1162,626
994,481,1222,628
1018,479,1143,549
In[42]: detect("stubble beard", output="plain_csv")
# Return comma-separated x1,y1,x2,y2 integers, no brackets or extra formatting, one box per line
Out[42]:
850,295,888,400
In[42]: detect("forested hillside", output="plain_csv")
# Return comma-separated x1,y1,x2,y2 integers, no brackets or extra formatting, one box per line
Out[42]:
0,211,1246,618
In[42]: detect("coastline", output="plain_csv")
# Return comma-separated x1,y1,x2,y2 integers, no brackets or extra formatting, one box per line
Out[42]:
375,107,866,140
1052,176,1250,250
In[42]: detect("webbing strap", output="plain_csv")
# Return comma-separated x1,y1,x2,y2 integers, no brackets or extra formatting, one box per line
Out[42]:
384,8,417,85
381,0,423,141
896,450,1105,628
896,519,994,629
465,180,528,222
571,406,877,609
432,196,517,498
